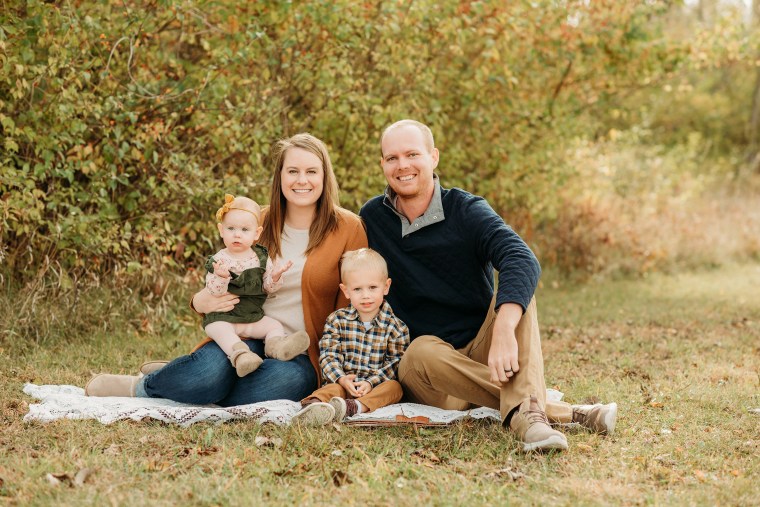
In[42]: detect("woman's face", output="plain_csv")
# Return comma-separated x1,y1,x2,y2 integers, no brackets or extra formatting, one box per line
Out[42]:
280,147,324,210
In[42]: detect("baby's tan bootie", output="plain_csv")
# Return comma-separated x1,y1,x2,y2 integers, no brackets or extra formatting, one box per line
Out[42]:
229,342,263,377
264,331,310,361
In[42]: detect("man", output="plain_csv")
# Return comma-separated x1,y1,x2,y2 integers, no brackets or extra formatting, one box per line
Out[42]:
360,119,616,452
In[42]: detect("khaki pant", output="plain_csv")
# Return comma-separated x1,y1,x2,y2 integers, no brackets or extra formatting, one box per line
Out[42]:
397,297,573,423
302,379,403,413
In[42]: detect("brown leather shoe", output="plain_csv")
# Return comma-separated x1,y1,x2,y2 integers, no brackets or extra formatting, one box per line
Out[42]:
510,395,568,452
85,374,139,397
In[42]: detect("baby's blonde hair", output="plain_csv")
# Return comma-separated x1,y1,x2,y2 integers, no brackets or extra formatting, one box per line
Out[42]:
216,194,261,224
340,248,388,281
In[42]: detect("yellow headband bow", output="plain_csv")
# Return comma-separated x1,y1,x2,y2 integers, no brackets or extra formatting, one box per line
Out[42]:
216,194,261,223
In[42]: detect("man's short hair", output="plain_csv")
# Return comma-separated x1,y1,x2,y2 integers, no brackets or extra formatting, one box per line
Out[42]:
381,119,435,153
340,248,388,280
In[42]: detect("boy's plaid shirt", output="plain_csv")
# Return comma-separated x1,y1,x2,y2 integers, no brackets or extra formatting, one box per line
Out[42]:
319,300,410,387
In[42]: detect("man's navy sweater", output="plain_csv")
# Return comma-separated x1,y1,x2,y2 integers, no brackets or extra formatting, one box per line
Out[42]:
360,186,541,349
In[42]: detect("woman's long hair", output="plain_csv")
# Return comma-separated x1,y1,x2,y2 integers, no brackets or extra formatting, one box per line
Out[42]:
259,133,340,259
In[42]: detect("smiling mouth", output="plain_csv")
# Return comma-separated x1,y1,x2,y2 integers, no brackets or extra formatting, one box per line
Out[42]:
292,189,312,193
398,174,416,182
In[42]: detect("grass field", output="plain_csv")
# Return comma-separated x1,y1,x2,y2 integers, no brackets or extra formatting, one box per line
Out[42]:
1,263,758,506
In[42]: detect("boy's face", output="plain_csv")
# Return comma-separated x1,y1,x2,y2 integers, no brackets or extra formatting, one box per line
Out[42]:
217,209,262,255
340,267,391,321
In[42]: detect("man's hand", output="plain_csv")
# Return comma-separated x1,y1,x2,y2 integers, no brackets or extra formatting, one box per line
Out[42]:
270,260,293,283
487,302,522,386
192,288,240,314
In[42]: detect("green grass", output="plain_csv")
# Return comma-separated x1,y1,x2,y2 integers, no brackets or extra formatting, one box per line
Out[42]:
2,264,759,506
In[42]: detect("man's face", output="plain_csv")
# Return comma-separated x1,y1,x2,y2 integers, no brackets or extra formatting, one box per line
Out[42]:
380,125,439,201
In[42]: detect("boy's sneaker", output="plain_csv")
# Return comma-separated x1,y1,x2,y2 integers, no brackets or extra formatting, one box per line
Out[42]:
292,402,335,426
328,397,359,422
572,403,618,435
510,395,568,453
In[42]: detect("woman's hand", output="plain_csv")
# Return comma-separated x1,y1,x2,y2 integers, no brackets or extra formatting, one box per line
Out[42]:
192,287,240,314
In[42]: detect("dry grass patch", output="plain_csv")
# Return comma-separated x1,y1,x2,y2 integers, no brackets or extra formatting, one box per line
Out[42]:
1,263,759,505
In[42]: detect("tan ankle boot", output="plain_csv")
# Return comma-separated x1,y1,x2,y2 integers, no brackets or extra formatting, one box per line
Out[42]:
510,395,568,452
85,374,139,397
229,342,263,377
264,331,310,361
138,360,169,378
572,402,618,435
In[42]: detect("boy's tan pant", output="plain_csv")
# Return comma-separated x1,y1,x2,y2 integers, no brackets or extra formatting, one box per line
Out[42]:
303,379,403,413
397,297,573,424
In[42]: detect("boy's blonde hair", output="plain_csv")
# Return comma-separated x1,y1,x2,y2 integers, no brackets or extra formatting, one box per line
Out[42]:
216,194,261,224
340,248,388,281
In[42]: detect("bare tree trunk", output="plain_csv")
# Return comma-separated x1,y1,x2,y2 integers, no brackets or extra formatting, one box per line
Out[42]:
748,1,760,172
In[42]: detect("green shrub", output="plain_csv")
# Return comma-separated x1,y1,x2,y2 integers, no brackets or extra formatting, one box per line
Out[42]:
0,1,684,287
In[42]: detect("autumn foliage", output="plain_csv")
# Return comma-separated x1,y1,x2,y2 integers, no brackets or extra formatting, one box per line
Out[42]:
0,1,741,285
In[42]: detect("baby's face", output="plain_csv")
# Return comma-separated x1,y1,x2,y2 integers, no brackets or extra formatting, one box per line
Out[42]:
339,267,391,321
217,209,262,254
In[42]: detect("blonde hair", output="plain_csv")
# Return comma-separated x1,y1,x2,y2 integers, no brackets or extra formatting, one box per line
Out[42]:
215,194,261,224
259,133,340,259
380,119,436,154
340,248,388,281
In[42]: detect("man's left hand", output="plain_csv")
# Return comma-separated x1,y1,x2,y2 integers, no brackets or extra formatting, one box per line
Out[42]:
487,302,522,386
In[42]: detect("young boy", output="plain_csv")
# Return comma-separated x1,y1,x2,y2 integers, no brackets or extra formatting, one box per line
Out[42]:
292,248,409,425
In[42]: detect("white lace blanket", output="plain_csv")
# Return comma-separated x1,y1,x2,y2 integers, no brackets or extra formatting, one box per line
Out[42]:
23,384,562,428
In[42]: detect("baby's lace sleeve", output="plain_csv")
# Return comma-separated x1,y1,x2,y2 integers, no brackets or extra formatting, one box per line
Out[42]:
262,257,284,294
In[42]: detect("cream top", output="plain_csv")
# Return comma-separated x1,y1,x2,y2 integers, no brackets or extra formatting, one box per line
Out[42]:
262,223,309,335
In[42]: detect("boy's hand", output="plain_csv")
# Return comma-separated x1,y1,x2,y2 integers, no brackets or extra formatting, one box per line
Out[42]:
354,381,372,397
271,260,293,283
213,260,231,279
338,374,359,397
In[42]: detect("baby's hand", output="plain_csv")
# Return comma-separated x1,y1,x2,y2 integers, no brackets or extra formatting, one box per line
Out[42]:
354,381,372,397
271,260,293,283
213,260,230,279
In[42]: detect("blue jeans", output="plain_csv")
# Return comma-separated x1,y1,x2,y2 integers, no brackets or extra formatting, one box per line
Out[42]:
138,340,317,406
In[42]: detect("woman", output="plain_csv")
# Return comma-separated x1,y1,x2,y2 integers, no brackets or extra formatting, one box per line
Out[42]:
85,133,368,405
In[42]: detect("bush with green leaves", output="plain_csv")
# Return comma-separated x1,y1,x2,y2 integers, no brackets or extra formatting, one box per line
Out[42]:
1,0,685,286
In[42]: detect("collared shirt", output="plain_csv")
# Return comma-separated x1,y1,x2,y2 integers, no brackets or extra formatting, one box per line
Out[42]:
382,174,445,237
319,300,410,386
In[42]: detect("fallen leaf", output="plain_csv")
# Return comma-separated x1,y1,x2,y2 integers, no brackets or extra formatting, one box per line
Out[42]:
195,446,218,456
486,467,525,481
45,473,72,487
103,444,121,456
254,436,282,448
730,470,741,477
331,470,351,487
74,468,93,487
649,402,664,408
694,470,707,482
576,443,593,453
